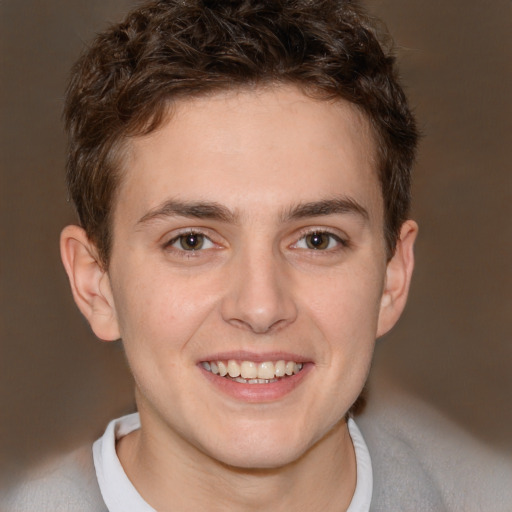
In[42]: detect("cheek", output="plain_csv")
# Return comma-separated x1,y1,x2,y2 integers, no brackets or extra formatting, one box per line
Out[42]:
305,265,384,343
111,263,220,355
110,270,218,403
309,267,382,398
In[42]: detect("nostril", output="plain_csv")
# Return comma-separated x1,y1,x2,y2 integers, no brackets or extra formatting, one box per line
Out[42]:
227,316,290,334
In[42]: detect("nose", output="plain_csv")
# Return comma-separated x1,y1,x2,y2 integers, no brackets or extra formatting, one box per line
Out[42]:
221,248,298,334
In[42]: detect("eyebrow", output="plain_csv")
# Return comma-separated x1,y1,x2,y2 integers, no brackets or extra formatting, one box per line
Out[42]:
137,200,237,225
282,197,369,222
136,195,369,227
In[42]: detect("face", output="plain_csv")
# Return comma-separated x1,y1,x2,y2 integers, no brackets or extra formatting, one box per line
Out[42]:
96,86,407,469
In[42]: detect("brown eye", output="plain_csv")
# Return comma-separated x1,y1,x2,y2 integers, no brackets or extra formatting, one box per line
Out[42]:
305,232,331,250
178,232,205,250
293,231,345,252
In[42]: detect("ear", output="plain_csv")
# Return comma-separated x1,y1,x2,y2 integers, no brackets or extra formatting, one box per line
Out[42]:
60,225,120,341
377,220,418,337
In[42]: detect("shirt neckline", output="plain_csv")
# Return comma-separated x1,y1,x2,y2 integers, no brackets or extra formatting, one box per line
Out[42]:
93,412,372,511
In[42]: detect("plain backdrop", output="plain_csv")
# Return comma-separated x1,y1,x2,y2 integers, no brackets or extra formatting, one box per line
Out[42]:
1,0,511,485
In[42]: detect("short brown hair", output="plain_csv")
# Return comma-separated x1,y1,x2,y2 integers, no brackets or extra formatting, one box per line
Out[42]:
64,0,418,266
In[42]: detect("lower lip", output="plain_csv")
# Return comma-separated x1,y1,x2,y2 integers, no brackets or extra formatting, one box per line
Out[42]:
199,364,312,403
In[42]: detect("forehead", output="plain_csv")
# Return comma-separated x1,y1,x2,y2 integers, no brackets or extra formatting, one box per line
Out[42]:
115,85,382,225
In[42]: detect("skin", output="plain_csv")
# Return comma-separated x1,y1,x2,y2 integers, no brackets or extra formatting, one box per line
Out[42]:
61,85,417,511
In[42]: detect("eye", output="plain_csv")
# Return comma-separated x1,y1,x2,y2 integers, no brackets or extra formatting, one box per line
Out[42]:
168,232,215,251
294,231,344,250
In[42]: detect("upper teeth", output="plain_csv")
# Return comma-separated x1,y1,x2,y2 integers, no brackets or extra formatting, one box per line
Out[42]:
201,360,303,380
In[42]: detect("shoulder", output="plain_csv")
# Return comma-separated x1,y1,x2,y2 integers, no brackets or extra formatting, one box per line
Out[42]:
357,375,512,512
1,444,107,512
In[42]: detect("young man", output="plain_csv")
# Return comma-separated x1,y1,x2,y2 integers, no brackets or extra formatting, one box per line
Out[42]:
52,1,422,510
9,1,419,510
4,1,512,511
61,0,420,510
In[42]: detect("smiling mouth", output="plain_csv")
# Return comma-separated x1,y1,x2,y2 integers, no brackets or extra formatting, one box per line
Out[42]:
201,359,304,384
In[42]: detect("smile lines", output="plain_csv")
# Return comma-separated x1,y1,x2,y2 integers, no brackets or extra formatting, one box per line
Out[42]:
201,360,304,383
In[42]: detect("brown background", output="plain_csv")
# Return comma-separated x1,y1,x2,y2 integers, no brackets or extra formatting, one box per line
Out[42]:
1,0,511,484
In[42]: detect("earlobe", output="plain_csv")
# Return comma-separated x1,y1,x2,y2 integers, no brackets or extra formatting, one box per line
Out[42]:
60,225,120,341
377,220,418,337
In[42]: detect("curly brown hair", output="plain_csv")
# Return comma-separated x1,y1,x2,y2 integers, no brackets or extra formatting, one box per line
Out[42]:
64,0,418,266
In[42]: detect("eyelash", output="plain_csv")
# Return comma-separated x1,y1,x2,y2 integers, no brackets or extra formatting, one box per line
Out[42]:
163,228,348,257
164,231,216,255
293,229,349,252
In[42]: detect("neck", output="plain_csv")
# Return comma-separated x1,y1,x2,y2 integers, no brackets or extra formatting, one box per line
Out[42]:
117,409,356,512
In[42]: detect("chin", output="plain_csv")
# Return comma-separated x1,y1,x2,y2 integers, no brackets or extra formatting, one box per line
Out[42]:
201,422,314,470
214,445,305,471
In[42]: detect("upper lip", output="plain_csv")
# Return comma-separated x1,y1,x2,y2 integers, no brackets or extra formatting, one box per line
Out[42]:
199,350,311,364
